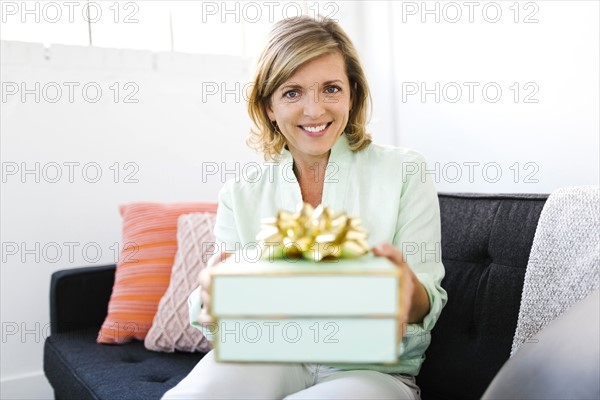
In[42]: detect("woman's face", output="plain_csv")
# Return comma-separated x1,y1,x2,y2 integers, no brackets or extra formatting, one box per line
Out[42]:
267,51,352,164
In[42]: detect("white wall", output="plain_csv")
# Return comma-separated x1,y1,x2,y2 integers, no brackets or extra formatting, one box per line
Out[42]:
0,41,259,399
307,0,599,194
386,0,599,193
1,1,598,399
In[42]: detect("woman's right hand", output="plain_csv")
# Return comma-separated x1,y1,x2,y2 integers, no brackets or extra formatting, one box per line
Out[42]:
197,251,232,328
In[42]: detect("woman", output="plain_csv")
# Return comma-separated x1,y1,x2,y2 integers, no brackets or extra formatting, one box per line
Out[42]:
164,15,446,400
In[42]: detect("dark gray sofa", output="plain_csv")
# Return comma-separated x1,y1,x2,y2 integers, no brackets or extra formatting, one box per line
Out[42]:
44,192,550,399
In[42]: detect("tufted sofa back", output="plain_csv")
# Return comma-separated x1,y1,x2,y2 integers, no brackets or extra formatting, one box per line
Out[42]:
417,193,548,400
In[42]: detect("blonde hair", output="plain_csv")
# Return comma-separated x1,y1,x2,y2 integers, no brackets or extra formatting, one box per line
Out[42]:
246,15,372,160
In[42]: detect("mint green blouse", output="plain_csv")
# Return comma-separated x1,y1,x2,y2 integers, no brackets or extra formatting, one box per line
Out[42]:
189,133,447,376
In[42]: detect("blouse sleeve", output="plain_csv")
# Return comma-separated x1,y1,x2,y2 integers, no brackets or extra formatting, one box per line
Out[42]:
392,154,448,356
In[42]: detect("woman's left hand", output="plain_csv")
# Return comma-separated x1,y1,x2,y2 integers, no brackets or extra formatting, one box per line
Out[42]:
372,242,430,335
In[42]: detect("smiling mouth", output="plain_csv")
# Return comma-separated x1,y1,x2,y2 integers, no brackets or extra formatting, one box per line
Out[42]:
298,122,332,136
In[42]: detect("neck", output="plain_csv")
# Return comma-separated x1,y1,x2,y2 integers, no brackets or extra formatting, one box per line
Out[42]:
292,151,330,184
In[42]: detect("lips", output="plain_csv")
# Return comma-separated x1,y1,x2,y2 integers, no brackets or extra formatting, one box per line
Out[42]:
298,122,332,137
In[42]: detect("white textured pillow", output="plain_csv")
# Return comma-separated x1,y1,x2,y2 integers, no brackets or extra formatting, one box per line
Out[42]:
144,212,216,352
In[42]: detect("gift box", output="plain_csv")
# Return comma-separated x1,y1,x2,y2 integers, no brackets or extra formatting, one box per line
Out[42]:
208,254,402,364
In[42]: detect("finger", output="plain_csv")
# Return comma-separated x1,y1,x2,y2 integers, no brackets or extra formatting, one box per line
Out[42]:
220,251,233,263
372,242,394,256
198,310,214,326
373,242,407,266
207,251,233,269
201,251,234,289
200,290,210,308
199,268,211,289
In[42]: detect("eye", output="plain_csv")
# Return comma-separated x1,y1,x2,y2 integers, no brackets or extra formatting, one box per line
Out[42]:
325,85,341,95
283,89,300,100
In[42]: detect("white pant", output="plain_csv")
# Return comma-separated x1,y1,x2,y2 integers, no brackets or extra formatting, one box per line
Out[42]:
162,350,421,400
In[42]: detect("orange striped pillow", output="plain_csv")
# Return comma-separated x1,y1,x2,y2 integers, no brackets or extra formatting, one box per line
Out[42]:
97,202,218,344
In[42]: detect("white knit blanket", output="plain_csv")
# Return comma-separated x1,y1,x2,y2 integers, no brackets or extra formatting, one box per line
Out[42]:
511,186,600,356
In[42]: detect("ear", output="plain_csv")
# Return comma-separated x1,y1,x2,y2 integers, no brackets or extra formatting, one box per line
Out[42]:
266,101,275,122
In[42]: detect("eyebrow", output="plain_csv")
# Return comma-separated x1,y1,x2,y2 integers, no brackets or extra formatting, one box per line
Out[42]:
322,79,345,86
280,79,346,90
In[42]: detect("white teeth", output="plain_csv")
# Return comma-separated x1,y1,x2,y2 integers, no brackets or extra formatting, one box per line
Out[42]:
302,123,327,133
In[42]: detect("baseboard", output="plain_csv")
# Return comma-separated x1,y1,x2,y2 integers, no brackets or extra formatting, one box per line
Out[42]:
0,371,54,400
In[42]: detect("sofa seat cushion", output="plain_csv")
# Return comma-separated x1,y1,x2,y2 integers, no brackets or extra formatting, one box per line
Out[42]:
44,329,203,400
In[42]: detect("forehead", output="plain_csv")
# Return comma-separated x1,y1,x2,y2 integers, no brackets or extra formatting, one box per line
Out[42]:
281,52,348,85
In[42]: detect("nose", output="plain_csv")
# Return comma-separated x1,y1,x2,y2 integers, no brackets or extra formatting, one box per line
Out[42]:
303,88,326,119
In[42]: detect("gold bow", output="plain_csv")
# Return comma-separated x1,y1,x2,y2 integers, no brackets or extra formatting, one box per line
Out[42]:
256,203,370,261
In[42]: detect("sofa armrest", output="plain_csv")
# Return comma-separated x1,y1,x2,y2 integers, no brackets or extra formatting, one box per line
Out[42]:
49,264,116,334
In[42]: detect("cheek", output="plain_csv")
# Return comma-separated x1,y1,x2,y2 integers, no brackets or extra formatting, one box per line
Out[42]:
279,107,301,123
335,98,352,119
